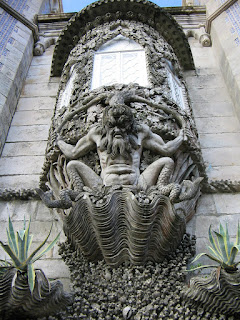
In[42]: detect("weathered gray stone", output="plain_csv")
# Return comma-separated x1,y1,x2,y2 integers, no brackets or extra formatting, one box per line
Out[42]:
25,65,52,84
21,82,59,97
195,214,240,238
11,110,53,126
190,101,234,118
207,165,240,181
0,156,45,175
35,202,60,222
189,87,231,103
17,96,56,111
25,220,62,242
0,200,37,222
6,125,50,142
0,105,11,134
0,73,12,98
213,193,240,215
185,73,226,89
31,49,55,66
199,133,240,148
202,147,240,166
0,93,6,106
195,194,216,215
195,116,240,134
0,174,40,189
1,141,47,157
34,259,70,279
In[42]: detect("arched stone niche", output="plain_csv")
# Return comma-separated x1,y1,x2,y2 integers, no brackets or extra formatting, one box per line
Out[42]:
55,20,190,112
51,0,194,76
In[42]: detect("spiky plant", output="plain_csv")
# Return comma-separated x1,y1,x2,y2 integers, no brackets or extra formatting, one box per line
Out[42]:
0,216,60,293
190,222,240,273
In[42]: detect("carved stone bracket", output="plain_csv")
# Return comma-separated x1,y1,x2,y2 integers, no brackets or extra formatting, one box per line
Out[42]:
185,25,212,47
34,36,56,56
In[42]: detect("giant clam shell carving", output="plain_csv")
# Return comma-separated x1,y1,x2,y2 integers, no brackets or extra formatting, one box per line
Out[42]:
64,189,186,267
185,269,240,315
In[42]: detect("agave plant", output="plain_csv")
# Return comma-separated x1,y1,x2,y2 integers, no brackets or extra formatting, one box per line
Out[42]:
0,216,60,292
190,222,240,272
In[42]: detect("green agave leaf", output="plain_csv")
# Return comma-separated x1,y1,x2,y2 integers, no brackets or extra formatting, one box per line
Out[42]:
191,252,207,264
219,223,226,237
27,263,35,293
214,231,228,262
236,221,240,246
23,218,32,260
6,229,17,256
31,232,61,263
228,245,239,266
0,241,21,268
8,217,18,256
17,232,25,264
24,224,54,265
225,223,232,258
208,226,222,257
191,251,225,266
23,216,26,230
207,245,222,262
187,264,219,272
18,229,25,241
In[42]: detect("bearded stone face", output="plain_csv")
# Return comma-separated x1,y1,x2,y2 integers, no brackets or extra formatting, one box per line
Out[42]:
100,104,138,158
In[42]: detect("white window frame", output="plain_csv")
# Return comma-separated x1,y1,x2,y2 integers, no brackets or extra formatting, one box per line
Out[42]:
166,61,185,109
91,36,148,89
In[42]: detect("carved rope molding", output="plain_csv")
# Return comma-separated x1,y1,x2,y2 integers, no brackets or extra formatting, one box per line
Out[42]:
205,0,238,34
0,179,240,201
0,0,39,41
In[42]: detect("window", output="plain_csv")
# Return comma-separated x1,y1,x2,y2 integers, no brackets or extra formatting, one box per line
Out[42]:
166,60,185,109
91,35,148,89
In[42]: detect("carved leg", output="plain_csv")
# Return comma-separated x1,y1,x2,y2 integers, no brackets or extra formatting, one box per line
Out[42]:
138,157,181,201
138,157,174,190
67,160,102,191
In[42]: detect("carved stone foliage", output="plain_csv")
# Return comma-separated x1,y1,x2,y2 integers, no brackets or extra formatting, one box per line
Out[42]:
55,20,188,105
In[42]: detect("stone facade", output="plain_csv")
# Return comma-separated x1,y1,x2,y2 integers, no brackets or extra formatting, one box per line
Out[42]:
0,0,240,290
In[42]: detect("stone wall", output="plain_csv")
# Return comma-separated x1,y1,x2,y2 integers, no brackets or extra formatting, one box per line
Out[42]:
185,35,240,266
0,0,63,154
0,43,70,286
198,0,240,120
0,45,59,189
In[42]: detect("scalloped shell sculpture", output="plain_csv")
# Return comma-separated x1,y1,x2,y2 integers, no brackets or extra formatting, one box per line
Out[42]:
63,190,186,267
185,269,240,315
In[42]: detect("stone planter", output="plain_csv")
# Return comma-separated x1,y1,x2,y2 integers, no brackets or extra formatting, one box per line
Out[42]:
185,268,240,316
0,268,72,319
